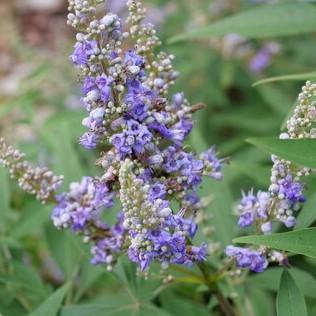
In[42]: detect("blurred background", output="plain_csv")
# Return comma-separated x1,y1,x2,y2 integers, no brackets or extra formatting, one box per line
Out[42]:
0,0,316,315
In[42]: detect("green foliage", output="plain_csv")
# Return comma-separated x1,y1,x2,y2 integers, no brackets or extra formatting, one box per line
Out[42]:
247,138,316,169
169,3,316,43
253,71,316,86
30,283,70,316
234,228,316,258
277,269,307,316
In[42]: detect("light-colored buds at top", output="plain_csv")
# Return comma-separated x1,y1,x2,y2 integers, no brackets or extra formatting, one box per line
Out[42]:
101,13,117,27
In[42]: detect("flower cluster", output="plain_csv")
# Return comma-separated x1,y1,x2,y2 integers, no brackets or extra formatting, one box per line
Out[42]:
226,81,316,272
0,138,63,203
48,0,226,271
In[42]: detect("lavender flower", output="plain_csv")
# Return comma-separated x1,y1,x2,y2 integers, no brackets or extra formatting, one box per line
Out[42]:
249,42,280,73
225,246,268,272
52,177,114,231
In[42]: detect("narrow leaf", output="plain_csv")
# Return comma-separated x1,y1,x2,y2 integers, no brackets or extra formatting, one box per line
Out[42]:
277,269,307,316
233,228,316,258
248,267,316,299
0,166,11,219
30,283,70,316
296,192,316,229
247,138,316,169
169,3,316,43
253,71,316,86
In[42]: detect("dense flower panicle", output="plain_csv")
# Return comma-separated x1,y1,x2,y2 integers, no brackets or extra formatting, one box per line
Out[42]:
0,138,63,203
229,81,316,273
4,0,225,272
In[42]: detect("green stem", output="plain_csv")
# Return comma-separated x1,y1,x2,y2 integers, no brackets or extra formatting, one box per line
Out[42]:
197,262,236,316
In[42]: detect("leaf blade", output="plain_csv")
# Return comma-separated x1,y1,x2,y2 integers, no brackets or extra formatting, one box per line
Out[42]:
30,283,70,316
252,71,316,86
247,138,316,169
277,269,307,316
169,3,316,43
233,228,316,258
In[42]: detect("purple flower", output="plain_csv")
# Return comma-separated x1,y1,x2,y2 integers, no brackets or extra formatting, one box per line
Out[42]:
238,211,255,227
52,177,114,231
79,132,101,149
110,120,153,157
149,183,166,201
277,175,305,204
200,147,223,180
82,76,96,95
172,92,185,109
82,107,105,129
96,74,113,102
91,213,125,265
225,246,268,272
71,40,98,66
249,51,270,73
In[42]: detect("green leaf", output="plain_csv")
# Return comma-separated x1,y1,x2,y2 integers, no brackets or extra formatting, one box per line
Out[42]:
10,201,51,239
61,303,171,316
0,166,11,219
0,261,48,299
253,71,316,86
60,304,112,316
160,291,211,316
42,118,85,187
199,175,234,245
30,283,70,316
247,138,316,169
45,225,87,280
233,228,316,258
230,161,270,187
296,192,316,229
169,3,316,43
248,267,316,299
277,269,307,316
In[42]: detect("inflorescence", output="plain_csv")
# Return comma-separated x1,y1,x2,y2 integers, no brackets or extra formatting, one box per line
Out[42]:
51,0,224,272
226,81,316,272
0,138,63,203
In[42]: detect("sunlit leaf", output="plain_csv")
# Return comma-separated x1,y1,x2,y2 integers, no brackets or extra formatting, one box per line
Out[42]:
234,228,316,258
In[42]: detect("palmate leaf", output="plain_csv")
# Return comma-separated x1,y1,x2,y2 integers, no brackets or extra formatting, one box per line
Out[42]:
233,228,316,258
247,138,316,169
277,269,307,316
169,3,316,43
